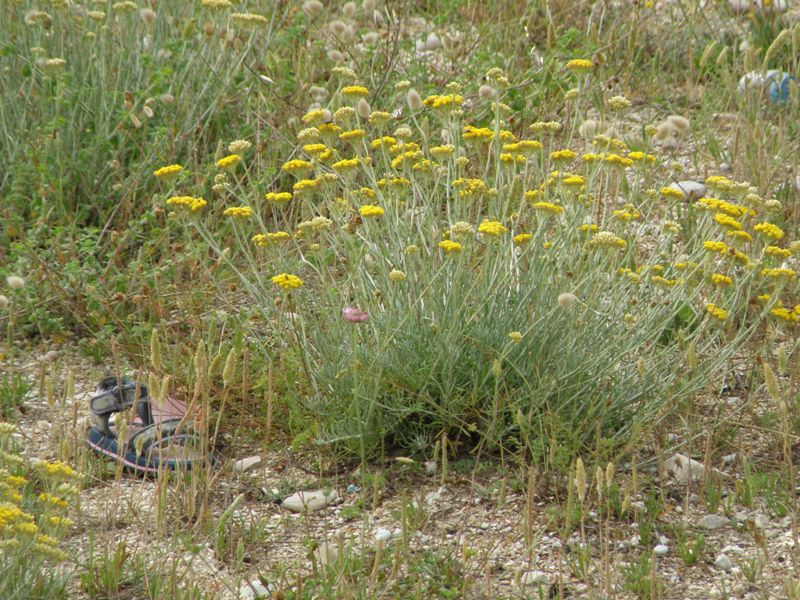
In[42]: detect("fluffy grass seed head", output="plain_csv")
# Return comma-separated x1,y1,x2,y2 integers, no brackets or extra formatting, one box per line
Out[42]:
6,276,24,290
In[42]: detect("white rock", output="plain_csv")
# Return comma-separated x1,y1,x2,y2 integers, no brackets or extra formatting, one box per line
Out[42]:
721,544,745,556
425,460,436,475
232,456,262,473
753,513,769,529
519,570,549,586
722,453,737,465
697,514,729,530
653,544,669,556
315,541,338,567
282,489,338,513
664,454,706,484
728,0,787,13
375,528,393,542
424,487,445,506
667,181,706,201
424,32,442,50
239,579,272,599
714,554,733,572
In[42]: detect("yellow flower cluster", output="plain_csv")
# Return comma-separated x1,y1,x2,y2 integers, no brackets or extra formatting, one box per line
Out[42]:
166,196,207,212
216,154,242,169
223,206,253,219
252,232,290,246
478,220,507,237
265,192,292,203
359,205,385,218
271,273,303,289
153,164,182,178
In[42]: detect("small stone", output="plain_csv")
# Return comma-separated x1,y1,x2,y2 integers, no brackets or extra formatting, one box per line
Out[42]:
653,544,669,556
697,514,729,530
232,456,261,473
664,454,706,485
315,542,338,567
667,181,706,201
721,545,745,556
714,554,733,572
239,580,272,599
722,453,737,465
375,528,392,542
519,570,549,586
282,489,339,513
729,0,787,13
424,487,445,506
425,460,436,475
346,483,360,494
424,32,442,50
753,513,769,529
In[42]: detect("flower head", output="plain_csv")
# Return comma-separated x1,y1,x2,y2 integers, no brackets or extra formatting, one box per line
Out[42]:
153,164,182,179
271,273,303,290
342,306,369,323
216,154,242,170
477,220,507,237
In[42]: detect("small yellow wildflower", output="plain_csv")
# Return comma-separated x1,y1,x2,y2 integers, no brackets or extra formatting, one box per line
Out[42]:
281,159,313,173
216,154,242,170
223,206,253,219
265,192,292,203
430,144,455,157
302,143,328,155
359,205,385,218
463,125,494,141
389,269,407,282
341,85,369,97
252,232,291,246
710,273,733,286
339,129,366,142
727,230,752,243
714,213,742,231
153,164,182,179
703,240,728,255
271,273,303,289
508,331,523,342
513,233,533,245
660,187,685,200
754,222,784,240
477,220,508,237
439,240,463,254
765,246,791,259
533,202,564,216
293,178,320,193
705,303,728,321
770,307,799,323
761,268,797,280
332,157,360,172
550,149,577,162
566,58,593,72
38,493,68,509
165,196,207,212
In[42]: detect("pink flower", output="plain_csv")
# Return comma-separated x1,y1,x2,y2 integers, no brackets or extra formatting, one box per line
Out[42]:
342,306,368,323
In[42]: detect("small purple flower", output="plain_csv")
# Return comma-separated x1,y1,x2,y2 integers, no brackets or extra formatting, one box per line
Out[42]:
342,306,368,323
